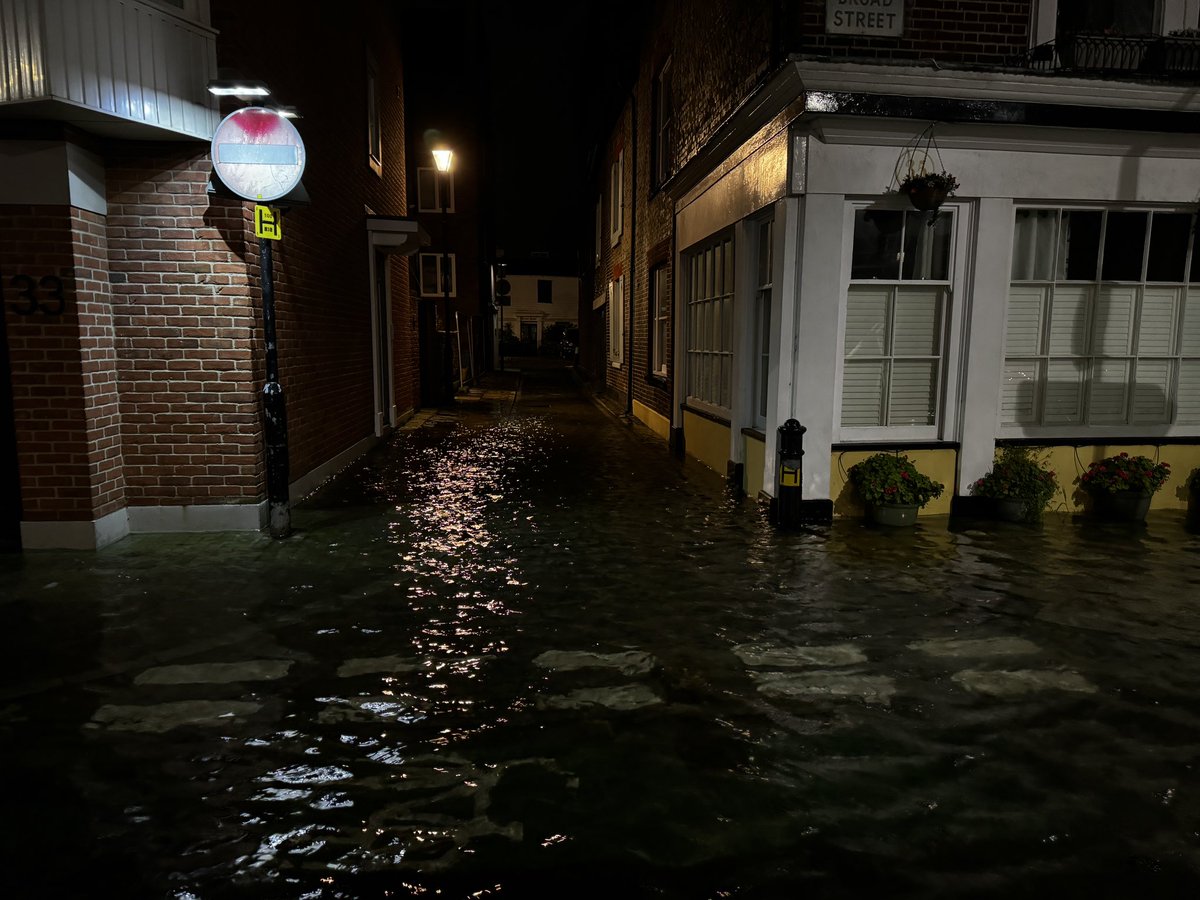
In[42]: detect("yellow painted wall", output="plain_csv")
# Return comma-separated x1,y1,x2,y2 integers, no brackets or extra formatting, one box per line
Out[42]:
632,400,671,442
831,448,958,518
1031,444,1200,512
683,410,730,476
744,433,765,498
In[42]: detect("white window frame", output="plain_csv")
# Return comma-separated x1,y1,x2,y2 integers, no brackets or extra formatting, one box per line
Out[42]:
653,56,673,188
832,201,970,443
651,264,670,377
143,0,210,25
367,55,382,176
683,233,735,419
417,166,455,213
1032,0,1197,45
608,275,625,367
752,215,774,429
610,149,624,247
1001,204,1200,438
595,196,603,267
418,252,457,298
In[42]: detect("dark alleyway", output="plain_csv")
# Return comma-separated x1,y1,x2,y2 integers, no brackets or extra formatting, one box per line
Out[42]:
2,363,1200,898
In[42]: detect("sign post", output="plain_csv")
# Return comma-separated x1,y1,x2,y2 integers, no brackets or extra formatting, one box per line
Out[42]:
211,107,306,538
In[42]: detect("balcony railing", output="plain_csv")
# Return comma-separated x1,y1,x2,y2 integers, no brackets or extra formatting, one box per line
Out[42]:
1012,33,1200,80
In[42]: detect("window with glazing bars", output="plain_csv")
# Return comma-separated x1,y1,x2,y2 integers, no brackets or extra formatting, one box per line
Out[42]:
684,236,734,416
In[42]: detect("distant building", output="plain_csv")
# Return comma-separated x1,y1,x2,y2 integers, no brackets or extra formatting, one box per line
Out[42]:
495,262,580,359
583,0,1200,518
0,0,420,550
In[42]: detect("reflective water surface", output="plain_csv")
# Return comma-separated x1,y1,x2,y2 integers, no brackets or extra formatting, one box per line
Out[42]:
3,365,1200,898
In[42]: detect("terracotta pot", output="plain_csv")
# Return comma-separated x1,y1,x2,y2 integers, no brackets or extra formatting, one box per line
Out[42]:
869,503,919,527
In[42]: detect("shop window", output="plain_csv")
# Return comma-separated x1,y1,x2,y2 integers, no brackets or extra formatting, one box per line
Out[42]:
684,235,734,416
752,217,774,428
841,210,955,432
1003,207,1200,428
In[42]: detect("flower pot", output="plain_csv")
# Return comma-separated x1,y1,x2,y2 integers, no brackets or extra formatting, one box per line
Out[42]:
905,184,948,212
1090,490,1152,523
869,503,919,527
993,498,1026,522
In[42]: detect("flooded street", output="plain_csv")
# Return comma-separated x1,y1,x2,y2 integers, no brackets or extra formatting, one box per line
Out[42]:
3,364,1200,898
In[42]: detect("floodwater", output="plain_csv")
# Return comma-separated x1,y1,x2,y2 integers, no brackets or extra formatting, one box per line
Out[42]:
2,363,1200,898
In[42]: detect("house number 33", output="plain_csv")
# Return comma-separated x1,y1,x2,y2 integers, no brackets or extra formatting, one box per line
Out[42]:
7,274,67,316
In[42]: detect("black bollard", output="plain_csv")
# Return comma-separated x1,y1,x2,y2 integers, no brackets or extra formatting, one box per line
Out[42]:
773,419,806,528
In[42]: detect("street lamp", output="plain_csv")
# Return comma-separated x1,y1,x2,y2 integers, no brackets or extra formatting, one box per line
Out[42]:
433,146,455,404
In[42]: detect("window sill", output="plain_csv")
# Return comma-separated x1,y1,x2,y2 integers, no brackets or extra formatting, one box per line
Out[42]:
832,439,960,452
741,427,765,441
682,403,731,427
646,371,668,389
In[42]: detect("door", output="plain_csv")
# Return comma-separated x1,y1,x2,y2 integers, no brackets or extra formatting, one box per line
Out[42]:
372,250,392,433
418,301,440,408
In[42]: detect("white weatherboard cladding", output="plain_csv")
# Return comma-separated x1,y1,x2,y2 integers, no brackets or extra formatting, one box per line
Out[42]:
0,0,218,139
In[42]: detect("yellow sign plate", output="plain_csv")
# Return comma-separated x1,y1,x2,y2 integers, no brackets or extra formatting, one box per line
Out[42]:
779,467,801,488
254,205,282,240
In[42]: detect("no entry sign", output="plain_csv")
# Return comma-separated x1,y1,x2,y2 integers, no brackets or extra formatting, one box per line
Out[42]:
211,107,306,202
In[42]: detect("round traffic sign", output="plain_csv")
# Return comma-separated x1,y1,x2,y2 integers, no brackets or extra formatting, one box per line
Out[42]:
211,107,306,202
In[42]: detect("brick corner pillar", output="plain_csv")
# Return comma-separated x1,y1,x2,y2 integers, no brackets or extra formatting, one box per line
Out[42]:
1,204,129,550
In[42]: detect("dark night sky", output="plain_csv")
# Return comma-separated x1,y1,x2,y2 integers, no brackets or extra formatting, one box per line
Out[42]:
399,0,639,267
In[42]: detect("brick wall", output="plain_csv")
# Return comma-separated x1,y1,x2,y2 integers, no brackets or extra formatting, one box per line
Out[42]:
212,0,413,479
1,205,94,520
795,0,1033,65
105,147,263,506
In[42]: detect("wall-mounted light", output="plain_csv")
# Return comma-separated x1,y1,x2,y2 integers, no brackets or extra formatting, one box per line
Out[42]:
207,79,270,98
432,147,454,172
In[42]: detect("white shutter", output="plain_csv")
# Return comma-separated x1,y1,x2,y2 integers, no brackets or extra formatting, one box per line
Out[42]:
1177,360,1200,423
841,361,886,426
1001,360,1041,425
1005,286,1046,356
1094,285,1136,354
1181,290,1200,355
1087,358,1130,424
888,360,937,426
1048,286,1091,355
1044,358,1086,424
1138,287,1180,355
844,287,889,357
1131,359,1172,423
892,287,941,356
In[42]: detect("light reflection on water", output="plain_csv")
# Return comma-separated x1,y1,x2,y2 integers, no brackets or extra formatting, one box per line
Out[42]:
2,371,1200,896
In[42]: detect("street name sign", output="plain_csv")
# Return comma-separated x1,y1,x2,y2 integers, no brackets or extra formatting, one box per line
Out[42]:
211,107,306,202
825,0,904,37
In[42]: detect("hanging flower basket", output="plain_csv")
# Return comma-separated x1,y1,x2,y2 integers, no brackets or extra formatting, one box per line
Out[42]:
890,123,960,213
898,171,960,212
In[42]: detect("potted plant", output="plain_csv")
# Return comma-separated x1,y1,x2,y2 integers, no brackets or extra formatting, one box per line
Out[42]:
971,446,1058,523
1078,452,1171,522
897,170,959,212
848,452,944,527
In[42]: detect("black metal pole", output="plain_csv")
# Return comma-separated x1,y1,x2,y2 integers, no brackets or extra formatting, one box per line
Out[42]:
260,236,290,537
773,419,806,528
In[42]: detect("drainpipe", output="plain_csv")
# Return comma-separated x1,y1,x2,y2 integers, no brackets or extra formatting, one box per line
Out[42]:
627,92,637,417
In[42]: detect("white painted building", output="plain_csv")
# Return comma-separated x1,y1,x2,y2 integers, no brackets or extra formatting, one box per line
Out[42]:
665,60,1200,516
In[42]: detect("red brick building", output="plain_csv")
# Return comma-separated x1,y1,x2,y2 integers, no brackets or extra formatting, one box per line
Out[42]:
585,0,1200,519
1,0,420,550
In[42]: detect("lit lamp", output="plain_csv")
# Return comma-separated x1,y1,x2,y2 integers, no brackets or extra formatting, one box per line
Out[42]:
433,146,455,404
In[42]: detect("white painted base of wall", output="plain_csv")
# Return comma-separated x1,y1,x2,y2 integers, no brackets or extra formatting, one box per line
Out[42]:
20,506,130,550
128,502,268,533
289,433,379,502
